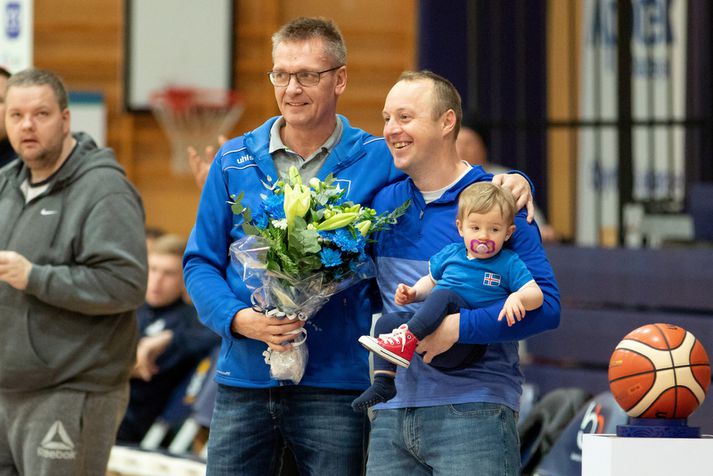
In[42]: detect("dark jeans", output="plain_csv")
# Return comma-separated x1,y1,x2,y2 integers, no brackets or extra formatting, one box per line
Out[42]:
206,385,368,476
374,288,487,371
367,403,520,476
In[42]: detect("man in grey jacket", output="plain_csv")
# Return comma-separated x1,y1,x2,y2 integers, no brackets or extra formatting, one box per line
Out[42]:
0,68,147,475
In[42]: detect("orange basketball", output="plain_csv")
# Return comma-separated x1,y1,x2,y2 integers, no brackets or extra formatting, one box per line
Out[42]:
608,323,711,418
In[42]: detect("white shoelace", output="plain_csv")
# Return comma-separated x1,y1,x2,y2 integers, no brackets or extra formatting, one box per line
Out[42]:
380,326,408,351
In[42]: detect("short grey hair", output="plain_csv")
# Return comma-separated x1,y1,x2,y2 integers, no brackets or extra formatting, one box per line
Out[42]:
272,17,347,66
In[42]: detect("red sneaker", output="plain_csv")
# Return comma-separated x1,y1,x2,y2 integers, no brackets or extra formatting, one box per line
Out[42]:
358,324,419,368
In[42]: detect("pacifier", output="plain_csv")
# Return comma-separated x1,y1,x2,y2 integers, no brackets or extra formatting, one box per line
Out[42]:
470,239,496,255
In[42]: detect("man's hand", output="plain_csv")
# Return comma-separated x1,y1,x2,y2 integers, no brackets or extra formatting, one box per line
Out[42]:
416,313,460,364
187,135,227,191
231,307,305,351
0,251,32,291
394,283,417,306
492,173,534,223
133,330,173,381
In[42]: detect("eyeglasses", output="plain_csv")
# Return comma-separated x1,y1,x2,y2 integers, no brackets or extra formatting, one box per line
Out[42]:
267,65,343,87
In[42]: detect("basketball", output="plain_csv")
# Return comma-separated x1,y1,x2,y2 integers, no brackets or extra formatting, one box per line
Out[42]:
608,323,710,419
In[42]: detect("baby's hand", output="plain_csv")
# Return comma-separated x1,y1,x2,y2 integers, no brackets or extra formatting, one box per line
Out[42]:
394,283,417,306
498,294,526,327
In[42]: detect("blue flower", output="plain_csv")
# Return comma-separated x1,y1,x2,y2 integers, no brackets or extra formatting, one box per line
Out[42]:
332,228,364,253
253,210,268,229
318,230,336,242
354,232,366,252
319,248,343,268
263,193,285,219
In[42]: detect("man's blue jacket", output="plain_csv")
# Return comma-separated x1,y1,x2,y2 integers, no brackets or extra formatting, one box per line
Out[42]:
184,116,402,390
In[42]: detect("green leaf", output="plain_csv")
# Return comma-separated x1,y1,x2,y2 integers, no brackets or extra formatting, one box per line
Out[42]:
370,199,411,234
243,207,253,223
242,223,261,236
276,248,298,274
297,254,322,272
231,202,245,215
294,228,322,254
286,216,321,257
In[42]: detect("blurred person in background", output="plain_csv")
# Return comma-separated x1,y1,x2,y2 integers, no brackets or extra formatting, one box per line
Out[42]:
117,233,219,444
0,66,17,169
144,225,166,253
457,112,559,243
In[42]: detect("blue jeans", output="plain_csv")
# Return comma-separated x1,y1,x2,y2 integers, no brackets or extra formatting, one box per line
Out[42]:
367,403,519,476
207,385,368,476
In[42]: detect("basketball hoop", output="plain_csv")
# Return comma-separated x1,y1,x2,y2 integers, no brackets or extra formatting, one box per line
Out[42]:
150,87,245,174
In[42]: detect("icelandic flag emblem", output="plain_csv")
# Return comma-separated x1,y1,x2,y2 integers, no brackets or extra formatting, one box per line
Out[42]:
483,272,501,287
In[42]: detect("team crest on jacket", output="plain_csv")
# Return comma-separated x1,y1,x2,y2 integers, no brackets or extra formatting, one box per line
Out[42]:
332,178,352,197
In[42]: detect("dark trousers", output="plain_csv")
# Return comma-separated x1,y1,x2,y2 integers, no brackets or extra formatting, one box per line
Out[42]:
373,288,487,371
206,385,367,476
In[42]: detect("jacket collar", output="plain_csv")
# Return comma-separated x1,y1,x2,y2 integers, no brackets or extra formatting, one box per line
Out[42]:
404,165,492,210
243,115,370,181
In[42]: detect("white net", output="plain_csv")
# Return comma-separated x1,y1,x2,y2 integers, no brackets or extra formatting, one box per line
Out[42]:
150,87,245,174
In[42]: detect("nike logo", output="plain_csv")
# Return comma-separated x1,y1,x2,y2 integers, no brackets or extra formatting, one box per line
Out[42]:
40,209,58,216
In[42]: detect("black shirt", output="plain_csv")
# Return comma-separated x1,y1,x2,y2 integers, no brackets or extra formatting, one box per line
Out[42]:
0,139,16,169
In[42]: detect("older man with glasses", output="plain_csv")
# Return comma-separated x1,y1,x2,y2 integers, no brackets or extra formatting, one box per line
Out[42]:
184,16,533,476
184,17,400,475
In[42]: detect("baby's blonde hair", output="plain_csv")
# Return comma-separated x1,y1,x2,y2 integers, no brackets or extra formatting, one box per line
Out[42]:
457,182,517,225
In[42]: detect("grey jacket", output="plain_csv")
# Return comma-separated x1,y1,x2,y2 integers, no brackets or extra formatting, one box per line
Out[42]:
0,132,147,393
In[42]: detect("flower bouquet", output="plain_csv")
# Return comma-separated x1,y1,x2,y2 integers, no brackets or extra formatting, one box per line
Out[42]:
229,166,409,383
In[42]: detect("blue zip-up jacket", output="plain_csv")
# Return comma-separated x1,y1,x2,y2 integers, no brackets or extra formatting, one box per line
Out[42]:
372,167,560,409
183,115,402,390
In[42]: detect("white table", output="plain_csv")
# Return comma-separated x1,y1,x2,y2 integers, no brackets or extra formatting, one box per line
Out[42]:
582,433,713,476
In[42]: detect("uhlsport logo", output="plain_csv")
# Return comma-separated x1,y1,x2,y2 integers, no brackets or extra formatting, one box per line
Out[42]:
37,421,76,460
224,152,256,172
236,154,253,166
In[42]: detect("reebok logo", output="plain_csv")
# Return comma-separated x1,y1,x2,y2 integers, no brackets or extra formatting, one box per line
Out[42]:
40,208,58,216
37,421,76,460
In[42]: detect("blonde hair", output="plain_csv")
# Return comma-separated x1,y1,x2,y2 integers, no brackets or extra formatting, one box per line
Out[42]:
150,234,186,258
457,182,517,224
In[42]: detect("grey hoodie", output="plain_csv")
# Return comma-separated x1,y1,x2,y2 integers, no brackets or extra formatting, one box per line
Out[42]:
0,132,147,393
